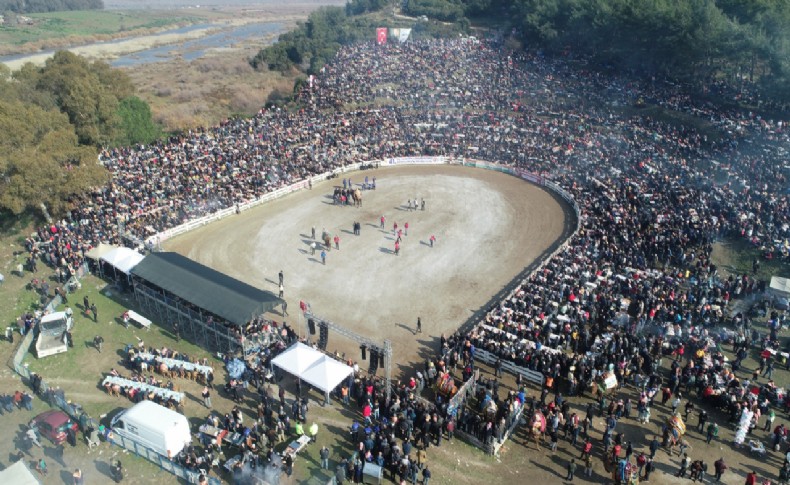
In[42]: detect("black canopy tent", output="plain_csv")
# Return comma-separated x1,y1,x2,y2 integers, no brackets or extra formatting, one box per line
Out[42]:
132,252,282,326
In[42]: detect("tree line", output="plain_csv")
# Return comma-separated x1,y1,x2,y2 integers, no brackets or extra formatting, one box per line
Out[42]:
407,0,790,103
0,51,159,217
250,1,465,75
0,0,102,14
254,0,788,103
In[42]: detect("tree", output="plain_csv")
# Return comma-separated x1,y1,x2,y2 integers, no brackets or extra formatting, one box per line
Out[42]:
115,96,160,146
35,51,129,146
0,99,108,216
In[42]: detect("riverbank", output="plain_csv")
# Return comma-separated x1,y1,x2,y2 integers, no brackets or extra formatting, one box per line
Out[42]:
1,2,343,133
0,6,318,71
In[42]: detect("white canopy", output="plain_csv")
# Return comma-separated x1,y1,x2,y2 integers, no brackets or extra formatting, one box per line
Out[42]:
271,342,323,376
271,343,354,397
300,354,354,393
770,276,790,298
0,461,41,485
100,247,145,274
85,242,118,261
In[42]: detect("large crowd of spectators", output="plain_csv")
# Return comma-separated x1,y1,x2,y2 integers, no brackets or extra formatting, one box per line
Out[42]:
19,35,790,481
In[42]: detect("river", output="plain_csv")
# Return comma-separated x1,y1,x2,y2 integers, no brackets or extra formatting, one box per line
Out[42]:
110,21,285,67
0,20,286,69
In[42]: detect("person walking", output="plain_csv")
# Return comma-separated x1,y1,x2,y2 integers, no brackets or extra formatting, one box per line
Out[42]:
643,457,654,481
27,427,42,448
321,250,326,265
584,452,593,477
764,360,775,379
36,458,47,476
416,317,422,334
706,422,718,444
311,226,316,239
380,216,385,228
649,436,659,458
334,235,340,250
320,446,330,469
279,270,284,286
422,465,431,485
697,409,708,432
676,453,690,478
202,386,211,408
311,241,316,255
279,283,284,298
284,454,293,476
745,470,757,485
91,303,98,322
404,222,409,236
429,235,436,247
394,241,400,256
282,300,288,316
566,459,577,481
83,296,90,313
72,468,84,485
713,458,727,482
764,410,776,432
93,335,104,353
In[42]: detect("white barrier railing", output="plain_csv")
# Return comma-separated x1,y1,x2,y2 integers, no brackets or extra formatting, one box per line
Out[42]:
149,161,367,247
474,348,545,386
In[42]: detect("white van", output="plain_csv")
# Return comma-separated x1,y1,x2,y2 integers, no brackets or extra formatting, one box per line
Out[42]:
111,401,191,458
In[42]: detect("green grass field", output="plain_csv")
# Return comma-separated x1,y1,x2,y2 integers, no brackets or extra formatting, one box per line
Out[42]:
0,10,202,48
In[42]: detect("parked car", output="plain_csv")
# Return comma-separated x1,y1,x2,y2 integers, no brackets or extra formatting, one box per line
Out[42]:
30,410,78,444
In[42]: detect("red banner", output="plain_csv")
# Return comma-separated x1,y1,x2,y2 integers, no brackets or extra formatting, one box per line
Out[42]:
376,27,387,45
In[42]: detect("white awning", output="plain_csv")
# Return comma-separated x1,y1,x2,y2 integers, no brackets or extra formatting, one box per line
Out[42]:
300,355,354,394
272,343,353,394
101,247,145,274
0,461,41,485
85,243,118,261
271,342,323,376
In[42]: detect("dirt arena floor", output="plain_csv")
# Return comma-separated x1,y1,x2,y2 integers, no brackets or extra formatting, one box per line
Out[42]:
166,165,569,377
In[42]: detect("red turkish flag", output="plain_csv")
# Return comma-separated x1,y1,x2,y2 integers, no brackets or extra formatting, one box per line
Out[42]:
376,28,387,45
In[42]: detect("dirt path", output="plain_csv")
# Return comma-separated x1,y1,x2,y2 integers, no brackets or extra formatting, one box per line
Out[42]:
166,165,567,378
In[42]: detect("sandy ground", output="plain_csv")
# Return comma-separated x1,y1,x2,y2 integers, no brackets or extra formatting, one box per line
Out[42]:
166,165,568,378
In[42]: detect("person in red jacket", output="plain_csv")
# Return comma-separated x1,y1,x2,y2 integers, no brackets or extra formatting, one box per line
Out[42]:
745,470,757,485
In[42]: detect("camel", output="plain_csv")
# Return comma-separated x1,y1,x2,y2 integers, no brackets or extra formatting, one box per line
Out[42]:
435,372,458,398
527,422,544,450
352,188,362,207
525,412,547,450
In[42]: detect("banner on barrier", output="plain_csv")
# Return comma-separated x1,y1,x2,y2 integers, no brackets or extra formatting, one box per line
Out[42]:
385,156,446,165
515,168,543,185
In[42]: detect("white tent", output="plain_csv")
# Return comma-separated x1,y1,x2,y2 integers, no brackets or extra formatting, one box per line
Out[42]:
271,343,353,404
300,355,354,394
271,342,323,376
85,242,118,261
0,461,41,485
100,247,145,275
769,276,790,299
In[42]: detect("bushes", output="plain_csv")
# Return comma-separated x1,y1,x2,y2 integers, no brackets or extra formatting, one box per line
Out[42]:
250,6,381,75
404,0,465,22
